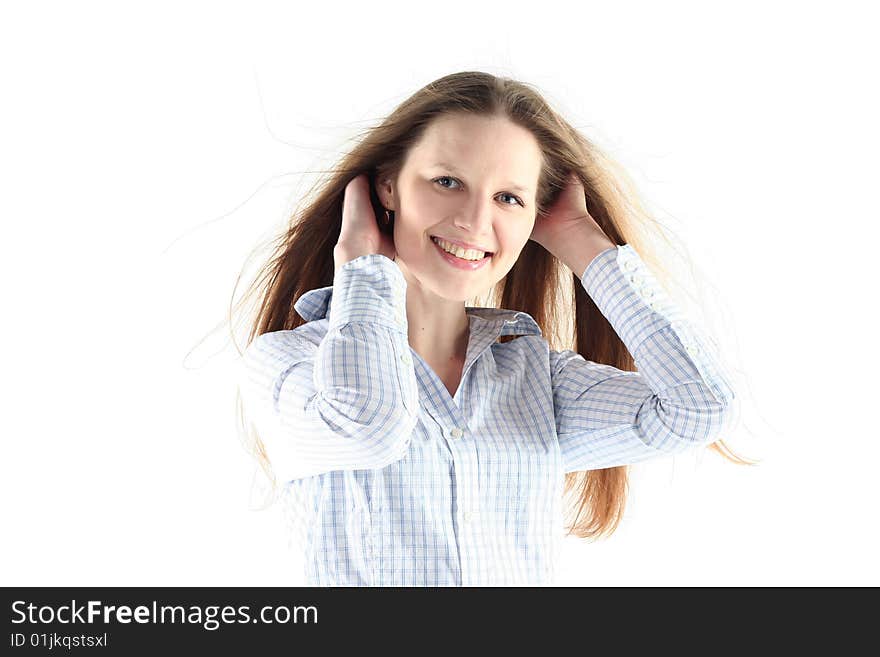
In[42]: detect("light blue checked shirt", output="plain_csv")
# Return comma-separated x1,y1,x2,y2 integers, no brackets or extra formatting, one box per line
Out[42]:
238,244,737,586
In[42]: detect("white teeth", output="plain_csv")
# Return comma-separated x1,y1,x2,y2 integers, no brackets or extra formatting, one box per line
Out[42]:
432,236,488,261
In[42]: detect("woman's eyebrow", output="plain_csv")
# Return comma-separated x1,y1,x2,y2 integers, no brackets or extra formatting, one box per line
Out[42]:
430,161,531,194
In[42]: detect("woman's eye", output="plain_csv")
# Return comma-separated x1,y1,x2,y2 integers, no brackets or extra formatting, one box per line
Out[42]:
433,176,524,207
498,193,524,207
434,176,459,189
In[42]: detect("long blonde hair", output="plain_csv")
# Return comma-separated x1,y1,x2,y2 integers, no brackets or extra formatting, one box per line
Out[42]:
229,70,757,540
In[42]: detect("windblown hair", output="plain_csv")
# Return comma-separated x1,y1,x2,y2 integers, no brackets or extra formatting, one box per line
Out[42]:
231,70,756,540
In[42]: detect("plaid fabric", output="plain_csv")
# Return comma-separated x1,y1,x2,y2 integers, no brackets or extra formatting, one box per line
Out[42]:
238,245,737,586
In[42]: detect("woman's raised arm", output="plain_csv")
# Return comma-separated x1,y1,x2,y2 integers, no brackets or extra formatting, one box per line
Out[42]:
550,244,738,472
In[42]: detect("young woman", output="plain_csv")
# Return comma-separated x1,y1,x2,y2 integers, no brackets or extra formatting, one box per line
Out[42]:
236,71,750,586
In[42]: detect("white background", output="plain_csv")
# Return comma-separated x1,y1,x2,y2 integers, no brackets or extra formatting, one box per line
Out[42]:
2,0,877,586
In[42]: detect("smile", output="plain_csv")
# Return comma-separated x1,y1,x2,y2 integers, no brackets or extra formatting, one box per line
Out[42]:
431,236,493,270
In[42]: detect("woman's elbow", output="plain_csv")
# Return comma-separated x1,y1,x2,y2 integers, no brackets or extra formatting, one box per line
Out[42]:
649,392,738,450
308,394,418,467
681,396,739,446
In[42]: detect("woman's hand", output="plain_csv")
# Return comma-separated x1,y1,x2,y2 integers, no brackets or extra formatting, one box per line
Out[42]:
334,173,397,274
529,172,613,254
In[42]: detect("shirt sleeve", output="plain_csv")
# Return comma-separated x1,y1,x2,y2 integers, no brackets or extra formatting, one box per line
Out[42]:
238,254,420,482
550,244,738,472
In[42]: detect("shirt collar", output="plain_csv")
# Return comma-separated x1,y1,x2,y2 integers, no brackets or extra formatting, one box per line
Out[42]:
293,285,542,336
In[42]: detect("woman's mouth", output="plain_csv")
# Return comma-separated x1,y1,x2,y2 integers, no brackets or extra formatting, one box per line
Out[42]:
431,236,493,270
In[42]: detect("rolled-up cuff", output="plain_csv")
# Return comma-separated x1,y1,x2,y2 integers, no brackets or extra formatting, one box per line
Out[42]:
328,254,409,333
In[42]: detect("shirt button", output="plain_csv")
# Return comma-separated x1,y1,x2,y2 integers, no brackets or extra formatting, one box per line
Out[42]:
622,259,637,272
685,344,701,356
463,511,474,522
449,427,463,439
400,353,411,365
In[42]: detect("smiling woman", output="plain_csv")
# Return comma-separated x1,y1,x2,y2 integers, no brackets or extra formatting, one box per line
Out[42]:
375,111,543,305
231,70,754,587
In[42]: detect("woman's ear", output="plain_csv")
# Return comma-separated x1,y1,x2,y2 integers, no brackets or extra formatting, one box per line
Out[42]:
374,175,396,211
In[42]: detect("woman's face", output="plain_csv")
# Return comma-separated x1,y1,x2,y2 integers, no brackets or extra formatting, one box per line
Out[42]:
383,112,543,302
